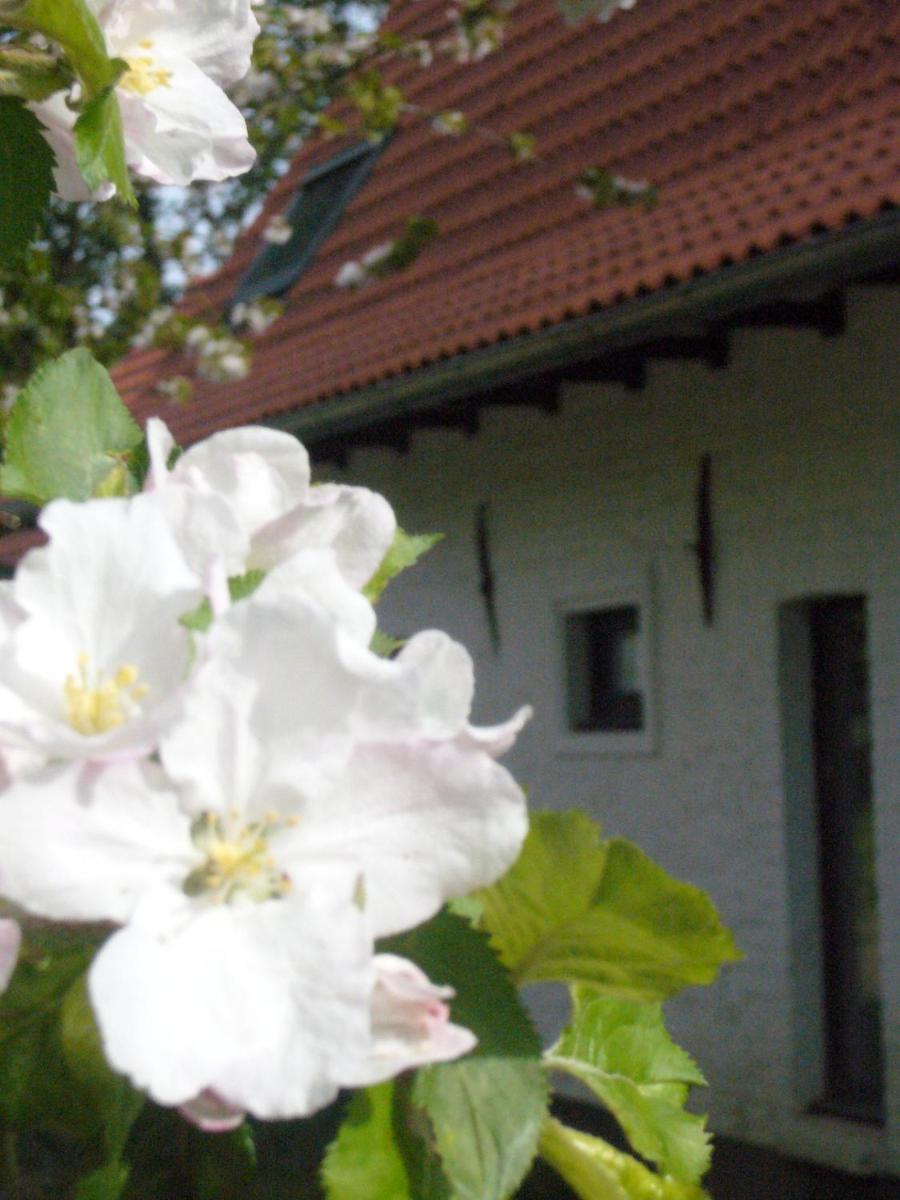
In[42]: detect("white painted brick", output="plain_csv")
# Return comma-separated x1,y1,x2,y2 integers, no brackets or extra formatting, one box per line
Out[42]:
326,288,900,1176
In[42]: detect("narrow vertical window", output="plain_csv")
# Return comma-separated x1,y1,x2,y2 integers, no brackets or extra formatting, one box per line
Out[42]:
564,605,643,733
780,595,885,1122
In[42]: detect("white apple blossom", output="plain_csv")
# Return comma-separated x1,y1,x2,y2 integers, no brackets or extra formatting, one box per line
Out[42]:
0,563,527,1118
157,571,529,937
262,214,293,245
33,0,259,200
145,419,396,588
335,260,367,289
0,496,202,764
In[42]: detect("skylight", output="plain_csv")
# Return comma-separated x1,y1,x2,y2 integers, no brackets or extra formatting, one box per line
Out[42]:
232,139,386,306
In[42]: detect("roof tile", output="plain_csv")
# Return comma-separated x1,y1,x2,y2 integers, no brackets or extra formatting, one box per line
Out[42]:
115,0,899,440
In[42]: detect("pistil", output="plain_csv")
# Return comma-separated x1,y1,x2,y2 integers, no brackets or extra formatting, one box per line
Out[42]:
64,653,149,736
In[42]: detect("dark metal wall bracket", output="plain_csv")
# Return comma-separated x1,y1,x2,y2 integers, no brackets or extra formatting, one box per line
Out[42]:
690,453,715,626
475,500,500,652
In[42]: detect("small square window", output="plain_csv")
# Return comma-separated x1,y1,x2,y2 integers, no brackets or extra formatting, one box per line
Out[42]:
556,581,656,755
564,606,644,732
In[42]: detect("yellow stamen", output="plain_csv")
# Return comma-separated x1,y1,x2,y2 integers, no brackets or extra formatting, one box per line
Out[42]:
64,653,149,736
186,810,296,905
120,47,172,97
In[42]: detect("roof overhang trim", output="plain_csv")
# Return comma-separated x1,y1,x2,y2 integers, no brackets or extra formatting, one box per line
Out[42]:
273,211,899,445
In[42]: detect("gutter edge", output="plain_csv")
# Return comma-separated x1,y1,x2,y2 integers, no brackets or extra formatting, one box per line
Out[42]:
273,210,900,444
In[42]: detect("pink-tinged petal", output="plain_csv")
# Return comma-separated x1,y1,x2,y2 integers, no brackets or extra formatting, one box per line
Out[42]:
89,883,373,1119
173,427,311,533
341,955,475,1087
462,705,533,758
0,918,21,993
277,732,528,938
251,484,396,587
0,761,194,924
179,1090,245,1133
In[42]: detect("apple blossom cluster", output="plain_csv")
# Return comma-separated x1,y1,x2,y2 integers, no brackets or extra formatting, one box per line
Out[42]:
33,0,260,199
0,422,530,1127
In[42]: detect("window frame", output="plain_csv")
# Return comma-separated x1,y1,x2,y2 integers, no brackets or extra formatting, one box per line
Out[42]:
554,576,658,757
778,593,886,1126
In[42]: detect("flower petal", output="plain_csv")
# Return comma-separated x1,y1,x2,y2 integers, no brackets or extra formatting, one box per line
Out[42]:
179,1090,245,1133
277,731,528,938
0,761,194,923
118,60,255,185
173,426,311,536
89,882,373,1118
250,483,396,587
341,954,475,1086
0,496,200,761
100,0,259,86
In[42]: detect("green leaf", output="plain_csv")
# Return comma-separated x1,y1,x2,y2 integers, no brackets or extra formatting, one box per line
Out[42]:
381,910,541,1061
0,348,143,504
75,1162,130,1200
384,911,548,1200
0,0,134,202
0,97,54,263
538,1119,711,1200
0,47,72,102
322,1083,411,1200
60,977,144,1160
74,87,136,206
474,811,741,1000
4,0,120,94
363,528,442,604
412,1059,547,1200
0,926,100,1135
546,990,710,1182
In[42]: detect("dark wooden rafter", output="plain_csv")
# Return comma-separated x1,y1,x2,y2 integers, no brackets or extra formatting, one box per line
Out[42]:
727,290,846,337
305,275,882,467
642,330,730,368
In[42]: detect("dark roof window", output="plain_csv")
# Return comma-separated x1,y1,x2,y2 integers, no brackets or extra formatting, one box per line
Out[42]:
233,139,386,305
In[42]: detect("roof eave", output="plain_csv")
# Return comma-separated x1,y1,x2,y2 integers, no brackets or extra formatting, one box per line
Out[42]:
273,210,899,445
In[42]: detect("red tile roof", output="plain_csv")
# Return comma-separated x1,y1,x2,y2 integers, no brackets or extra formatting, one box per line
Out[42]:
0,526,44,572
115,0,899,442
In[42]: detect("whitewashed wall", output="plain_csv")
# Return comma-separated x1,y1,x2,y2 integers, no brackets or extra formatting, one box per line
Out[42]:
326,286,900,1176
